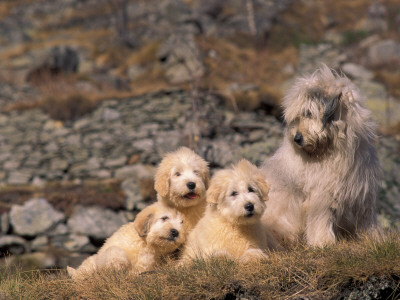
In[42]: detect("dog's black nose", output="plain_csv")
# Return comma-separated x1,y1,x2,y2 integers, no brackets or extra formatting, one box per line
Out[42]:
244,202,254,212
170,229,179,239
187,182,196,190
294,132,304,146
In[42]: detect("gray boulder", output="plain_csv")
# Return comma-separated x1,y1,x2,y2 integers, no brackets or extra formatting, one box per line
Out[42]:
121,179,144,211
115,164,156,181
63,234,97,253
9,198,64,237
67,205,125,240
158,34,205,84
363,2,388,33
341,63,373,81
366,39,400,67
0,213,9,234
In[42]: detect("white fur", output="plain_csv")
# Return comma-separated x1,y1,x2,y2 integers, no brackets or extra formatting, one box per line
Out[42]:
261,65,381,247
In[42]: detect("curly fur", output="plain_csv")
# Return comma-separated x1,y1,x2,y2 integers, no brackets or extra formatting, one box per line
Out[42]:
182,160,275,262
261,65,381,247
67,203,185,279
155,147,209,232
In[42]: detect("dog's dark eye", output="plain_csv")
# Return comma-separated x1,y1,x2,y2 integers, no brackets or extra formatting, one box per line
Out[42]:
248,186,255,193
161,216,169,221
305,110,312,118
231,191,238,197
175,172,181,177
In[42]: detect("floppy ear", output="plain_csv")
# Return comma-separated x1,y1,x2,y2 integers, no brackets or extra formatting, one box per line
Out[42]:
134,205,156,237
206,182,221,204
322,92,342,127
255,173,270,202
206,170,229,204
201,163,210,190
154,158,171,198
236,159,270,202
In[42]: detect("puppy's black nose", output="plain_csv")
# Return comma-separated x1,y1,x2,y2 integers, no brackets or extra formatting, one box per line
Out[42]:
187,182,196,190
244,202,254,212
170,229,179,239
294,132,304,146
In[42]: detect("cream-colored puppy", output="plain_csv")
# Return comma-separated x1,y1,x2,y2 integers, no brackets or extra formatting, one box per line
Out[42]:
182,160,271,262
67,203,185,279
155,147,209,232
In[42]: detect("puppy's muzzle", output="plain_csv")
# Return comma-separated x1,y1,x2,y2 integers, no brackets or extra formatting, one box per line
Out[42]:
294,132,304,146
244,202,255,217
169,228,179,241
186,182,196,190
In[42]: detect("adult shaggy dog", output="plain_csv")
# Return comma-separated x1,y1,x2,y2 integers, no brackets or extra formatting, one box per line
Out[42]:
182,160,273,262
261,65,380,247
67,203,185,279
155,147,209,232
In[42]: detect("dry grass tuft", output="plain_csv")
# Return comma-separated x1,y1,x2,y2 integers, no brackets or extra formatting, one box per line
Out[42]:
2,231,400,299
199,36,295,111
41,93,96,122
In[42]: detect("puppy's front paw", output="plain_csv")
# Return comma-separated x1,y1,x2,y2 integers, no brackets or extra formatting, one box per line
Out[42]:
239,248,268,263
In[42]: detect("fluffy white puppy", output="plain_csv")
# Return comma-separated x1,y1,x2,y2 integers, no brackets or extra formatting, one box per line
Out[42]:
67,203,185,279
182,160,273,262
261,65,381,247
155,147,209,232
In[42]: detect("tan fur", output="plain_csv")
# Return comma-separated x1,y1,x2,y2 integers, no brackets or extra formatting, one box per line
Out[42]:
182,160,276,262
67,203,185,279
155,147,210,232
261,65,381,247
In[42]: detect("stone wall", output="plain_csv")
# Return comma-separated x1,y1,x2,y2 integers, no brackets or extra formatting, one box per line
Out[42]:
0,89,399,269
0,89,285,268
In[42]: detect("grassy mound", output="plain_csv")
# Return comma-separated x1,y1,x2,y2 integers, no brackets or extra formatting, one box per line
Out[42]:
1,231,400,299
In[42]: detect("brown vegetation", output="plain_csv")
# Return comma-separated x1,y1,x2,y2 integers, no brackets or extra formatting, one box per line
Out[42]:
1,232,400,299
0,180,125,216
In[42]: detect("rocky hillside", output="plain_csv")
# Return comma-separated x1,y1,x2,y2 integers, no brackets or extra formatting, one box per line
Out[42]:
0,0,399,269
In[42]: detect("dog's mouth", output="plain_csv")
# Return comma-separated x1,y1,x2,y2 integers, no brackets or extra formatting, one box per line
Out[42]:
161,236,178,242
184,192,198,200
302,144,315,153
245,212,255,218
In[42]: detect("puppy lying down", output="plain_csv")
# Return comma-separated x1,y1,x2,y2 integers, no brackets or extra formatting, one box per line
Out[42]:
67,203,185,279
182,160,274,262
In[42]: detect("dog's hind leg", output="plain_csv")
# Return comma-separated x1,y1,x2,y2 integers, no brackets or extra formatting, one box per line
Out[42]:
96,246,131,270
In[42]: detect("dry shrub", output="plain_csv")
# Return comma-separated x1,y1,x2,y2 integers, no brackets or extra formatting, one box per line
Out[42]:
125,41,160,67
230,89,261,111
41,93,95,122
4,231,400,299
32,74,98,122
199,36,295,111
0,180,125,216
